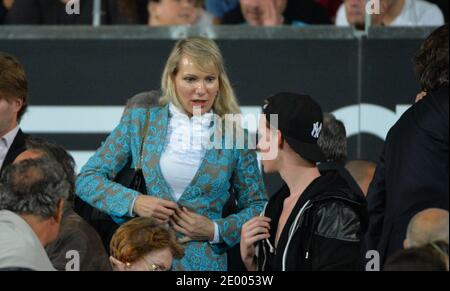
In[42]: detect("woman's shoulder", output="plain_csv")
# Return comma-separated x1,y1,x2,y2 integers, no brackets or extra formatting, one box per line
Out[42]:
125,90,161,109
123,91,167,117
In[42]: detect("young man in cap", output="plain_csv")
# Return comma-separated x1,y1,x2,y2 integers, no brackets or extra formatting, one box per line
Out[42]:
240,92,368,271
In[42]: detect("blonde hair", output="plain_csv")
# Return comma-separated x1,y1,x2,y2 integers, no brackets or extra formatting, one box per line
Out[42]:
159,37,241,117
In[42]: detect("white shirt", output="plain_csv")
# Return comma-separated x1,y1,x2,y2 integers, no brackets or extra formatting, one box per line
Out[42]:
0,210,56,271
0,125,20,171
336,0,444,27
160,103,214,201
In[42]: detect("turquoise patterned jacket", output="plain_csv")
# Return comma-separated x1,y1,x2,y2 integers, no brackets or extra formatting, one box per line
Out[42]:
75,104,267,271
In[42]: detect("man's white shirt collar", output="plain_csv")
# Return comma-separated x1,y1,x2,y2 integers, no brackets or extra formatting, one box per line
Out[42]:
0,125,20,170
1,125,20,149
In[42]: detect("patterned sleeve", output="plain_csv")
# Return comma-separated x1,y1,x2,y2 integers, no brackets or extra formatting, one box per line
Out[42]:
212,148,268,254
75,108,141,218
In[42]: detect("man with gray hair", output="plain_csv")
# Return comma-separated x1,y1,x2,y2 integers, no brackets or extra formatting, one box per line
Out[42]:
0,157,70,271
404,208,449,249
14,137,112,271
317,113,365,198
318,113,347,165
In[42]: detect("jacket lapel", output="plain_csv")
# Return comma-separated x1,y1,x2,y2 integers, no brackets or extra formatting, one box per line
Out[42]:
141,105,175,202
0,129,27,176
141,106,229,205
177,121,230,205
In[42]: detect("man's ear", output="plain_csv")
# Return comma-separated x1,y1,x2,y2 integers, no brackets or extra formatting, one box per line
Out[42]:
53,199,64,224
110,256,127,271
12,98,23,115
403,239,408,249
277,130,284,148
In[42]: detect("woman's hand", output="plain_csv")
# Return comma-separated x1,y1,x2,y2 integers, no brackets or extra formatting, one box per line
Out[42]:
240,216,271,271
133,195,178,223
170,207,215,243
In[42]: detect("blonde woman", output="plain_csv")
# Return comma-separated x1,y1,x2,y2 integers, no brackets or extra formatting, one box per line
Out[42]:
76,37,267,271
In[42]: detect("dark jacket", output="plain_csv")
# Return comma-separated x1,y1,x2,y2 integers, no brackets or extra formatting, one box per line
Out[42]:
46,204,112,271
256,169,368,271
318,161,365,198
366,87,449,265
0,129,27,177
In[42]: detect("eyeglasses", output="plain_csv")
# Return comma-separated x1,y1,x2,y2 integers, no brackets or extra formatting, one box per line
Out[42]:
430,242,449,258
143,258,166,271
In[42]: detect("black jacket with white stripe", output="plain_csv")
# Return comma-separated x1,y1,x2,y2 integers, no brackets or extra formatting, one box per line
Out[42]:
256,168,368,271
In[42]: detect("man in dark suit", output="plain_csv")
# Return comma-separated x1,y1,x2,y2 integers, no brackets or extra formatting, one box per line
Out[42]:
0,53,28,176
366,24,449,266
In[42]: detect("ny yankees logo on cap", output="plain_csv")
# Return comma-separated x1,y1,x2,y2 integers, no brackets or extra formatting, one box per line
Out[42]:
311,122,322,139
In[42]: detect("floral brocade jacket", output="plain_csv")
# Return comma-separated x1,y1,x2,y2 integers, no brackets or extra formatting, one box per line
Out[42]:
75,104,267,271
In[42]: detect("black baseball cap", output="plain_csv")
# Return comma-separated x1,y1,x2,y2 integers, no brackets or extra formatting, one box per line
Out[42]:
262,92,326,162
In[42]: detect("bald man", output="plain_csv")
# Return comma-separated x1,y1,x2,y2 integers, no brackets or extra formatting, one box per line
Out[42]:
404,208,449,249
345,160,376,197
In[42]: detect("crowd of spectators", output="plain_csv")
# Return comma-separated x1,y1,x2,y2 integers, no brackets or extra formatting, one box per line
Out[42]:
0,0,447,27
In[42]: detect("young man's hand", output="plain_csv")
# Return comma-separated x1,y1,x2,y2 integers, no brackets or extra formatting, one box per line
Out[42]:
240,216,272,271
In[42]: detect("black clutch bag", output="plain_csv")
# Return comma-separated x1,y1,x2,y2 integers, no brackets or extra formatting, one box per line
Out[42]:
113,162,147,195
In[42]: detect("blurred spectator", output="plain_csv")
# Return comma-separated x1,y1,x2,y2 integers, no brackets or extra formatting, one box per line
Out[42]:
0,53,28,177
14,137,112,271
117,0,213,26
114,0,148,24
0,158,69,271
0,0,13,24
2,0,13,9
205,0,239,23
336,0,444,29
384,241,449,271
109,217,184,271
426,0,448,23
345,160,376,197
7,0,91,24
222,0,330,26
366,24,449,265
6,0,122,25
404,208,449,249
